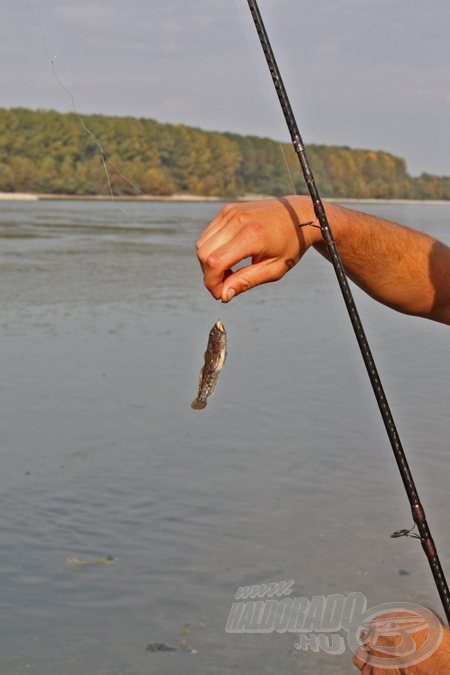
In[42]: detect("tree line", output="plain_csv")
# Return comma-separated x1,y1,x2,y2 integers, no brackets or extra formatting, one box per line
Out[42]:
0,107,449,200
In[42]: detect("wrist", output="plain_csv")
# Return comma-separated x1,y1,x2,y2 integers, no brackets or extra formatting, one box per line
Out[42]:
289,195,323,249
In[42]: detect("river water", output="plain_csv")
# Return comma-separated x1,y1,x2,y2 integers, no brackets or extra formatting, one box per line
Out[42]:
0,199,449,674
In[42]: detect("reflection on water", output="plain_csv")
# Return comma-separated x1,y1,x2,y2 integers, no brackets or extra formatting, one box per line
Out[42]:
0,199,450,674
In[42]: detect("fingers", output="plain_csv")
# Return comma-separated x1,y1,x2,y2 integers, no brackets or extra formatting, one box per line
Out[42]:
196,203,239,249
353,647,371,672
197,225,266,300
220,258,287,302
196,198,309,301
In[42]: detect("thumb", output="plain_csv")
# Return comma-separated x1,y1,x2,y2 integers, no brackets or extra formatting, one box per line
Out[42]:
221,259,285,302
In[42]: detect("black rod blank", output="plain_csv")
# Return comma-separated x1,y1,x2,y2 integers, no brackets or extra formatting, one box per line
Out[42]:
246,0,450,624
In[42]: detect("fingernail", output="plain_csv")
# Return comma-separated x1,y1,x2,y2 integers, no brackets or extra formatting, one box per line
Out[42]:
225,288,235,302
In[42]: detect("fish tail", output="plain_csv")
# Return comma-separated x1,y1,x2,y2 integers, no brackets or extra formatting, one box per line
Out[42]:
191,398,207,410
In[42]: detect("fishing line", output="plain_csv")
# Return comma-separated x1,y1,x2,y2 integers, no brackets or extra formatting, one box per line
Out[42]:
280,146,297,197
25,0,144,218
233,0,297,196
234,0,359,375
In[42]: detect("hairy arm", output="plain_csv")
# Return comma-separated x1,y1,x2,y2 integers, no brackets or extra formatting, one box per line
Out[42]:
313,200,450,323
196,196,450,324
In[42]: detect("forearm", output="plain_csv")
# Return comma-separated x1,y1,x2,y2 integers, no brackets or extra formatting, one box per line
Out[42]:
295,197,450,324
197,196,450,324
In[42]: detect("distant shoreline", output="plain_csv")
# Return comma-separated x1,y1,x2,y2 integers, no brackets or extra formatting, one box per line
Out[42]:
0,192,223,203
0,192,449,206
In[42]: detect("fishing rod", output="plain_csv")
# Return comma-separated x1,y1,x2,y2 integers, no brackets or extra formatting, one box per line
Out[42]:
246,0,450,624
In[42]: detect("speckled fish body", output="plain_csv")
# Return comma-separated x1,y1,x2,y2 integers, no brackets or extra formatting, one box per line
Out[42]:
191,320,227,410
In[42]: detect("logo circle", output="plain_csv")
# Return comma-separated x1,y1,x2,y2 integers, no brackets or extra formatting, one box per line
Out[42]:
347,602,443,669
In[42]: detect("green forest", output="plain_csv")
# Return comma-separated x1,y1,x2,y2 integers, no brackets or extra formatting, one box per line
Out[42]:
1,107,449,199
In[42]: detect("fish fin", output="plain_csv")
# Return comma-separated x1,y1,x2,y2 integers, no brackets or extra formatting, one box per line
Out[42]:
191,399,207,410
208,378,218,397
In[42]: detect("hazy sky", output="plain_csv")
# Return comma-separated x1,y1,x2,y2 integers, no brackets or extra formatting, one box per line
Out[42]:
2,0,450,176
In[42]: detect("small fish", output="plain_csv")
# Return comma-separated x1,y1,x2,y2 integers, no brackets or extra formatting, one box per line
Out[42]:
191,320,227,410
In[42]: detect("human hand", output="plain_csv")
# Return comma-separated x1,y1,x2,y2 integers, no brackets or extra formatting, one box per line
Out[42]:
352,609,449,675
196,196,320,302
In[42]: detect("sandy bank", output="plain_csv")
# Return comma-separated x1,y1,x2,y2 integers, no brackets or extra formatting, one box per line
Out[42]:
0,193,39,201
0,192,224,203
0,192,449,205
